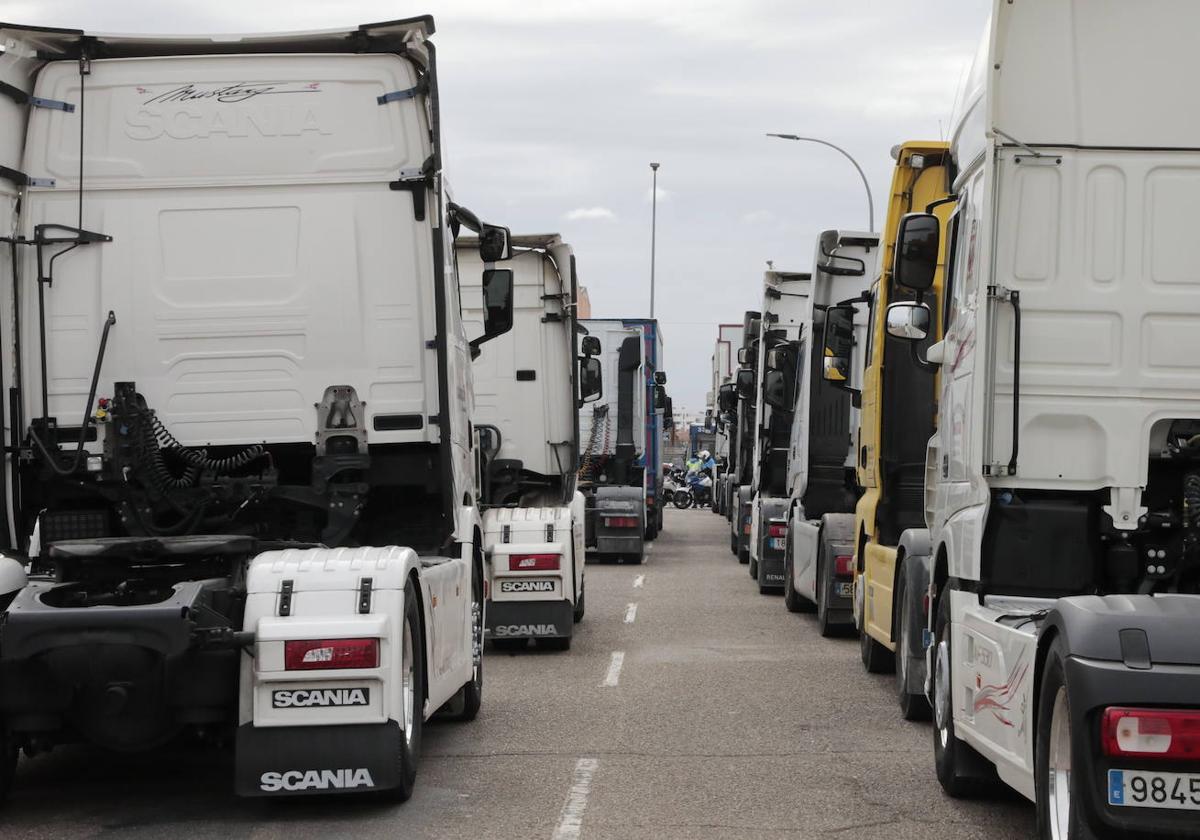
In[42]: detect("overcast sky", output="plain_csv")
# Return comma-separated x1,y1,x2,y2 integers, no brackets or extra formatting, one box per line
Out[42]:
3,0,990,416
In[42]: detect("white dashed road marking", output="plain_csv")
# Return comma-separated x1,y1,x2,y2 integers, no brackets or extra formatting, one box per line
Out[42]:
603,651,625,687
624,602,638,624
550,758,599,840
633,574,645,589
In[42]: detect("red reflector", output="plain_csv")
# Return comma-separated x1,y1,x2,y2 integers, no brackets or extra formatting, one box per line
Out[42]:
1102,707,1200,759
834,555,854,577
284,638,379,671
768,523,787,538
508,553,561,571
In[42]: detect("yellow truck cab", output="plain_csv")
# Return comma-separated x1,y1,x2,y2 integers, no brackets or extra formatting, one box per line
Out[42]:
852,141,955,719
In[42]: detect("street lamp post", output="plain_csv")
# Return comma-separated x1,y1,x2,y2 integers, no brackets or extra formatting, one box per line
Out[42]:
649,162,660,319
766,134,875,231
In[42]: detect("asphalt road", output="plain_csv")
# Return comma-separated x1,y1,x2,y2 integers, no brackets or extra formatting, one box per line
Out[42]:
2,507,1035,839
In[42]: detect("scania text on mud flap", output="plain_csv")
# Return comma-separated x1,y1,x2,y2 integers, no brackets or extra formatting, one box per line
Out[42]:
458,235,590,651
914,4,1200,837
0,18,513,802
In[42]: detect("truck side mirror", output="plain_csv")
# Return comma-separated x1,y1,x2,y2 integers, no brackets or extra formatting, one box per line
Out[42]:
479,223,513,262
737,346,755,366
735,367,755,398
469,269,514,354
894,213,939,291
821,305,856,384
886,301,931,342
653,384,667,412
581,335,601,357
717,382,737,413
654,371,667,386
579,356,602,403
763,369,792,411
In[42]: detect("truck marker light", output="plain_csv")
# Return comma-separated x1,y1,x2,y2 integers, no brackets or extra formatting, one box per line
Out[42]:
508,553,561,571
768,523,787,538
284,638,379,671
1102,707,1200,759
834,555,854,577
602,517,639,530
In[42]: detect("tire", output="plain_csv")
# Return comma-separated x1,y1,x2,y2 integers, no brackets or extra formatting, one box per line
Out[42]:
444,560,483,722
0,718,16,802
538,635,572,652
573,582,586,623
392,580,425,801
730,528,739,556
783,531,811,613
816,541,843,637
738,544,749,564
624,550,644,566
1035,637,1097,840
860,620,895,672
748,552,758,580
932,594,997,798
673,490,692,510
645,519,659,541
895,571,931,721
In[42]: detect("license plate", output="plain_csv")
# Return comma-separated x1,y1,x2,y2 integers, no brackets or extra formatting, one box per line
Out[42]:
767,537,785,550
1109,769,1200,810
835,581,853,598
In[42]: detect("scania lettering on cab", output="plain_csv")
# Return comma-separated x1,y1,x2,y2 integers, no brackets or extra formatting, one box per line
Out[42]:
892,4,1200,837
746,271,810,594
458,235,596,651
781,230,878,634
0,18,509,802
850,142,955,720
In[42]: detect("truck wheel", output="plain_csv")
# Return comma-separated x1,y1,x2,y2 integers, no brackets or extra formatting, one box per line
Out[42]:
1036,637,1096,840
539,635,571,652
573,583,586,623
393,580,425,801
860,623,895,673
748,553,758,580
0,720,16,802
932,595,996,798
738,544,749,564
444,562,484,722
783,532,812,613
645,519,659,540
815,543,841,637
895,573,931,721
730,528,739,556
624,551,644,566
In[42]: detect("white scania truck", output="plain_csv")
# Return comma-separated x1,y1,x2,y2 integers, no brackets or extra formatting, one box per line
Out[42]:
886,4,1200,837
745,271,810,594
781,230,877,633
0,18,508,801
458,235,597,650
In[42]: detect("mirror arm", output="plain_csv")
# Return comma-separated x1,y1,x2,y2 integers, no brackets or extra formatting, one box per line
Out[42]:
907,340,940,373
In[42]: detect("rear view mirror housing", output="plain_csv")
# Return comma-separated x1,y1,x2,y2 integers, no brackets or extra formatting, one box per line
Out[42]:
469,268,514,355
763,369,792,411
478,223,513,262
735,367,756,399
737,345,757,368
717,382,737,414
653,384,667,412
579,356,602,404
654,371,667,386
580,335,601,357
894,213,939,291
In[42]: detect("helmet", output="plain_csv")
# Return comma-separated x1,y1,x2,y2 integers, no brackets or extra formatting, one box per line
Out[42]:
699,450,710,460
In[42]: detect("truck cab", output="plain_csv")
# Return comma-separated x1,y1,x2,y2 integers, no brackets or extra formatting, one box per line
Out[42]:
729,311,761,561
850,142,955,720
747,271,810,593
458,235,594,651
0,18,508,802
782,230,878,631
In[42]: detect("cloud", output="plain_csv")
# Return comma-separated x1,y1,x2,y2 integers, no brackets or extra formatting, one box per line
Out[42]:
645,185,671,203
566,206,616,221
742,210,775,225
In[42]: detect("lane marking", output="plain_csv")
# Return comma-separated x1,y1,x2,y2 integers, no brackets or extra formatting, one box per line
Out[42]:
550,757,599,840
603,651,625,687
633,574,645,589
624,602,638,624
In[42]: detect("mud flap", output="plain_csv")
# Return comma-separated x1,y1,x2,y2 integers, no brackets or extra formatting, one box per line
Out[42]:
235,720,403,796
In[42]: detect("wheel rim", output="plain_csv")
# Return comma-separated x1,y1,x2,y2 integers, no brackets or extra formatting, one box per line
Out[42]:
1047,686,1072,840
898,603,910,688
470,595,482,684
934,638,951,748
402,620,416,746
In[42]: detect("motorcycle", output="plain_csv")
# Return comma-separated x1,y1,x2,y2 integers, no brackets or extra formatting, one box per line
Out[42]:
672,470,712,510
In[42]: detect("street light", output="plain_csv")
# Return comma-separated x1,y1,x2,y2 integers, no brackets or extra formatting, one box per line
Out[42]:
766,134,875,232
649,162,660,319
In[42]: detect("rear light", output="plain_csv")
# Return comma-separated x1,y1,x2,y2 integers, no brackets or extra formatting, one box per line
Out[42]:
1101,707,1200,759
743,514,752,535
509,553,561,571
604,516,639,529
768,522,787,538
284,638,379,671
834,555,854,577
